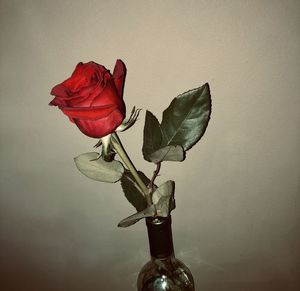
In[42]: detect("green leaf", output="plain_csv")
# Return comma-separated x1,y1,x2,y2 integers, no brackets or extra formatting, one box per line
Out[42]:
120,170,149,211
74,152,124,183
160,83,211,151
142,110,163,162
118,205,156,227
152,180,175,217
148,145,185,163
118,180,176,227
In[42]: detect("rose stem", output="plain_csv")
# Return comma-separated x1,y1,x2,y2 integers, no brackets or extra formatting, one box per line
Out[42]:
111,132,152,206
149,162,161,193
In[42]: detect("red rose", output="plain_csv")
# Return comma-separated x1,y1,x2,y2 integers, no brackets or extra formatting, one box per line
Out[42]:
49,60,126,138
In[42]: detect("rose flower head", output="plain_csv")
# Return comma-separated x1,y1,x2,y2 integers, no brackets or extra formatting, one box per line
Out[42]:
49,60,126,138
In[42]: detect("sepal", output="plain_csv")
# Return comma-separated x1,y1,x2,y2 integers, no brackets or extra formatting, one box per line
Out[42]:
116,106,141,132
100,134,111,155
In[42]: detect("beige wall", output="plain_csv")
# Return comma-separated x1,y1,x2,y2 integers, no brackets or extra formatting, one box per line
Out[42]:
1,0,299,290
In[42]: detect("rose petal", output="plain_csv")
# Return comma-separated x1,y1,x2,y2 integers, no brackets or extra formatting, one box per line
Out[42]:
113,59,126,99
64,63,95,92
75,109,124,138
50,83,70,99
57,62,107,94
50,83,102,107
60,104,118,120
91,79,119,106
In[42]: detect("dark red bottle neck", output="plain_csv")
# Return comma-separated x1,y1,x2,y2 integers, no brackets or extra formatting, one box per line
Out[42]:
146,216,174,259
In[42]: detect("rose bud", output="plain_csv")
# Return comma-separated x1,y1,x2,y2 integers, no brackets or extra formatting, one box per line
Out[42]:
49,60,126,138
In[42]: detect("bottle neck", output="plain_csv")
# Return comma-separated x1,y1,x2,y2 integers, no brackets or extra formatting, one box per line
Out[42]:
146,216,174,259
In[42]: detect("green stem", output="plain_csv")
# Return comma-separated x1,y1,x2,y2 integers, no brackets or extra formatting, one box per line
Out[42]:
150,162,161,193
111,133,152,206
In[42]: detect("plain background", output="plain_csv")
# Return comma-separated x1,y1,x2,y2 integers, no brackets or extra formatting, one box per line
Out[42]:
0,0,299,290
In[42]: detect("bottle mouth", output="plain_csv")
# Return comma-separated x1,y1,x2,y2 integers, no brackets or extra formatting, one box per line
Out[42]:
146,215,171,226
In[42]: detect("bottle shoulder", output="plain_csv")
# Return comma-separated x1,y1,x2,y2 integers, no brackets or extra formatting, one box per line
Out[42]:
137,257,194,291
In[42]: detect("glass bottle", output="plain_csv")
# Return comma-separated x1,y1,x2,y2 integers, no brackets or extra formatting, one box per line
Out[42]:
137,216,195,291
